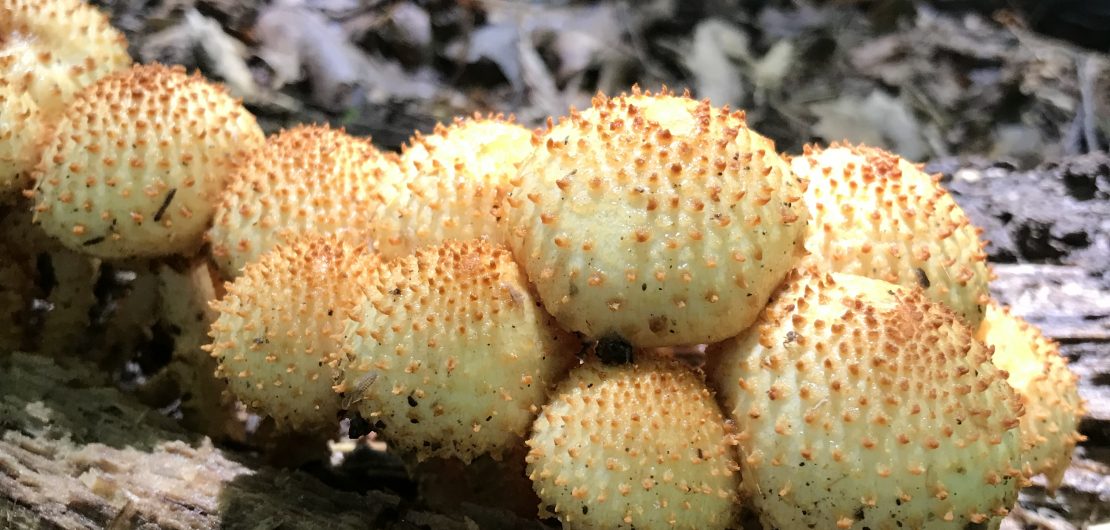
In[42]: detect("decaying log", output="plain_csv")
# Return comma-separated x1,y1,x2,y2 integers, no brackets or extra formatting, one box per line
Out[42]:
0,352,545,530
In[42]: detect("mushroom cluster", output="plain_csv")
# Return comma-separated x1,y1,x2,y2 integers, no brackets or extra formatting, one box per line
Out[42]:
0,2,1086,529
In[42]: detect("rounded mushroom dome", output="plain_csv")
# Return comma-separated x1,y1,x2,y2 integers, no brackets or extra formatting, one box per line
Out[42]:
208,232,379,432
504,88,807,348
789,143,991,327
526,356,739,530
208,124,403,277
340,238,578,463
371,115,536,260
32,63,264,259
0,0,132,118
709,270,1025,529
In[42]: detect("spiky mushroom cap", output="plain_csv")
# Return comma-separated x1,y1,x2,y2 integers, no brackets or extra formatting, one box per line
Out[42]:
789,143,991,327
371,115,537,260
208,124,403,278
504,87,807,348
340,238,578,463
0,77,43,199
31,64,264,259
977,302,1086,491
0,0,131,118
708,270,1026,530
525,356,739,530
207,233,379,432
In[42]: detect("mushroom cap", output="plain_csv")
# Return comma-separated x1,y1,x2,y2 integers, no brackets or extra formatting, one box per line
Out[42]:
208,124,403,278
0,0,131,118
789,143,991,326
977,302,1086,491
0,77,43,199
708,270,1025,530
525,356,739,530
32,64,264,259
340,238,578,463
208,233,379,432
371,115,537,260
504,88,807,348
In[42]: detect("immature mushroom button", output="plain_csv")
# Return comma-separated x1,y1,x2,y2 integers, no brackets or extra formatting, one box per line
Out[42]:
503,86,807,348
340,238,578,463
977,302,1087,491
707,269,1026,530
206,233,379,432
32,63,264,259
207,124,403,278
526,356,739,530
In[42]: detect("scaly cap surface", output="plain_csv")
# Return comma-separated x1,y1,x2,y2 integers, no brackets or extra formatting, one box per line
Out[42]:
208,233,378,432
341,238,578,462
209,124,403,277
790,143,991,326
978,302,1086,491
710,270,1025,529
505,88,807,347
32,64,264,258
526,357,739,530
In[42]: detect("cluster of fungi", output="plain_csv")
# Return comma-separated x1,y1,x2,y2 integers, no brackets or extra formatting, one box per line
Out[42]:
0,1,1088,529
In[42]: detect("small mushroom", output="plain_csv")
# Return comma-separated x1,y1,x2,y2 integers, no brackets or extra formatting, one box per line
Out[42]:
977,302,1087,491
503,87,807,348
0,0,131,119
206,233,379,432
208,124,404,278
526,356,739,530
709,269,1026,530
790,143,992,327
31,63,264,259
370,114,537,260
340,238,578,462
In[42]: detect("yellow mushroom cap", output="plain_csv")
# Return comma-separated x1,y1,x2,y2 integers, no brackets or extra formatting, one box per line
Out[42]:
208,124,404,277
504,88,807,348
0,0,131,118
208,233,379,432
371,115,537,260
31,63,264,259
340,238,578,463
525,357,739,530
0,77,42,198
709,270,1025,530
790,143,991,326
977,302,1086,491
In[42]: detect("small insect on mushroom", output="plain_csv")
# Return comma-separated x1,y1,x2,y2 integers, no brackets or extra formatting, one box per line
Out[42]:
503,87,807,348
32,63,264,259
340,238,578,463
207,233,379,433
977,302,1086,492
708,269,1026,530
208,124,404,278
526,356,740,530
790,143,991,327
